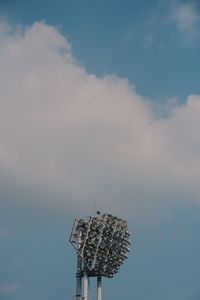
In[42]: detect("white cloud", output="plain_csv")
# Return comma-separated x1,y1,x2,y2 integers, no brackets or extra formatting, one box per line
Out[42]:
0,20,200,224
0,282,22,295
171,1,199,39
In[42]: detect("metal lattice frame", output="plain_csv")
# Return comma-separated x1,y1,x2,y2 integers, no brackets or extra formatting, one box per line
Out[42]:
69,213,131,278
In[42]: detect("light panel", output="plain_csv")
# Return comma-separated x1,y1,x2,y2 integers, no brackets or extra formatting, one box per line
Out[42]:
69,213,131,278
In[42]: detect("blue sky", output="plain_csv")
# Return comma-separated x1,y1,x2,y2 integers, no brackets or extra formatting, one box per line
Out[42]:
1,1,200,300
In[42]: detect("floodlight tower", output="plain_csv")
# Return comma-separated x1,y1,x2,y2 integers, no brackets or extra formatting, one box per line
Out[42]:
69,212,131,300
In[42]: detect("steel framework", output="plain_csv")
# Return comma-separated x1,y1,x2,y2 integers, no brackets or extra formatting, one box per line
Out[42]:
69,212,131,300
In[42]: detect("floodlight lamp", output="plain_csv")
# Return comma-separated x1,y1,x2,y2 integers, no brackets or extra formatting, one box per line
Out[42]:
69,213,131,278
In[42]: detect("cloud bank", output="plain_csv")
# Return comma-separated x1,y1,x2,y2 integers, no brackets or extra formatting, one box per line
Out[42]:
0,20,200,224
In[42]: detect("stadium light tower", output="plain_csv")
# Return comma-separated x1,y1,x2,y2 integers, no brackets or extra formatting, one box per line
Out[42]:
69,212,131,300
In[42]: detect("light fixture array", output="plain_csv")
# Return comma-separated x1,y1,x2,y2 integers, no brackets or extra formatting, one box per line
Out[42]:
69,213,131,278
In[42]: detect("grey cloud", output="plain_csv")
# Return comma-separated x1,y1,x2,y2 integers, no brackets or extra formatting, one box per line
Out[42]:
0,228,11,240
0,282,22,295
171,0,200,39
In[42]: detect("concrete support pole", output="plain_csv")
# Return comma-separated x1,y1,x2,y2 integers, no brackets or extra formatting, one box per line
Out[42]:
83,270,89,300
76,254,82,300
97,276,102,300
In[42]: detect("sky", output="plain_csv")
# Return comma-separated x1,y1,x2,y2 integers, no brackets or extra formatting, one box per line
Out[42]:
0,0,200,299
